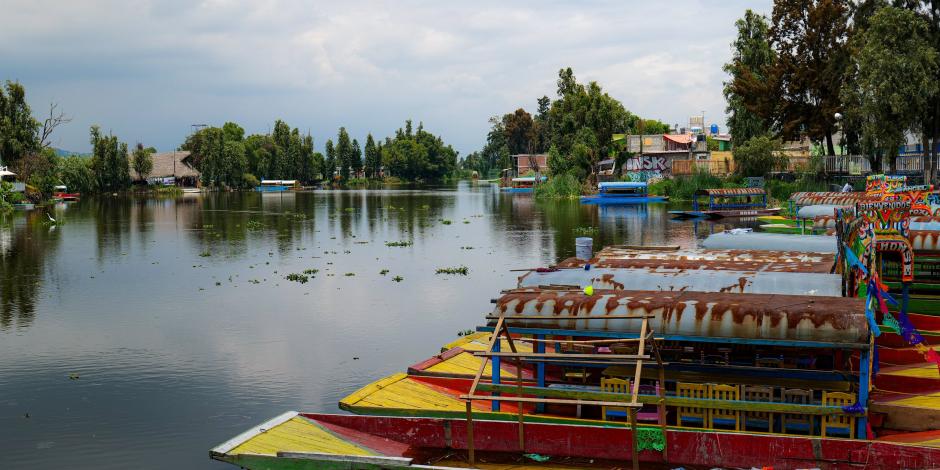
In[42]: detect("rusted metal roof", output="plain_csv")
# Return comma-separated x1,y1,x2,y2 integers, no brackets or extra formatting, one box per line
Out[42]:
491,289,868,344
789,192,872,207
555,257,833,274
518,268,841,296
911,231,940,253
694,188,765,197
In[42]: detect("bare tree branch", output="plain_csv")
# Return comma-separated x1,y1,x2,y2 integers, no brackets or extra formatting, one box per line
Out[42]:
39,102,72,149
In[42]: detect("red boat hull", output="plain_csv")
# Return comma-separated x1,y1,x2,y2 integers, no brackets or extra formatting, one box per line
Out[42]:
303,413,940,469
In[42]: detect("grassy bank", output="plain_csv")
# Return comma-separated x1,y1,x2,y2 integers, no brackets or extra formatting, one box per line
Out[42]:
534,174,584,199
648,170,742,201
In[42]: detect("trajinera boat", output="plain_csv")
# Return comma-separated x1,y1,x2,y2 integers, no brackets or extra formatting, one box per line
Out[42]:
211,177,940,469
580,182,668,205
669,187,780,219
499,176,546,194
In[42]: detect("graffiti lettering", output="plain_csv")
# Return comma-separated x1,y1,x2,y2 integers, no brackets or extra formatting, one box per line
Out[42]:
624,156,667,172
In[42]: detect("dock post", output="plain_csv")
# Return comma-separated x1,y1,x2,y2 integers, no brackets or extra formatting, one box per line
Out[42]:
466,401,475,466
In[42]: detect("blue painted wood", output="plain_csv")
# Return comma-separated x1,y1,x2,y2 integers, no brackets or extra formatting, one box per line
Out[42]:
492,339,501,412
857,346,871,439
475,326,868,350
580,195,668,205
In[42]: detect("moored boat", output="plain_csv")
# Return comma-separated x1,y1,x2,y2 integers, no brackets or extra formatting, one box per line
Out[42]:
669,188,780,219
499,176,545,193
579,181,668,205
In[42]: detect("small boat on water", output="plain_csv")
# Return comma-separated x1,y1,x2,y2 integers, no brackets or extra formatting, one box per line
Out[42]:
499,176,545,194
256,180,299,192
52,185,80,202
580,182,668,205
669,188,780,219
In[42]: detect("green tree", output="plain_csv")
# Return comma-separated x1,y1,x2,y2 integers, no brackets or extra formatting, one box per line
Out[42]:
90,125,130,191
733,135,785,176
502,108,536,154
57,155,95,194
182,124,246,188
132,143,154,181
723,9,775,144
770,0,851,155
0,81,40,167
351,138,363,177
364,134,379,178
324,139,335,182
844,5,939,171
336,127,352,181
380,120,457,181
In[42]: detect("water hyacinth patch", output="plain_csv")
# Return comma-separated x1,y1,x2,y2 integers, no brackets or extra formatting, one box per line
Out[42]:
285,273,309,283
436,266,469,275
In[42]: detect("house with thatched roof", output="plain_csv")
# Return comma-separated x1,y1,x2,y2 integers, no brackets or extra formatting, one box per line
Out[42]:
132,151,200,187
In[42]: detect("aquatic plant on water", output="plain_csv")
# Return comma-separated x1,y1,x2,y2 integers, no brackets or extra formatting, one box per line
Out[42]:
284,273,309,283
436,266,469,275
573,226,598,236
385,240,413,247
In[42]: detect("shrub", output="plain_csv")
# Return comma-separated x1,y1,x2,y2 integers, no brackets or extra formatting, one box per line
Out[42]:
534,173,582,199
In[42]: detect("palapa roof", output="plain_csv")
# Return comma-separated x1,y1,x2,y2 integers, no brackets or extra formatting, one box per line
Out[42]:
135,151,199,180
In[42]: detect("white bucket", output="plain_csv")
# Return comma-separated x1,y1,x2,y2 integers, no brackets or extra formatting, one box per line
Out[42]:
575,237,593,260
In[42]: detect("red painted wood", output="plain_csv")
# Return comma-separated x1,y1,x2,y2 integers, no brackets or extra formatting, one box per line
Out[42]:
304,413,940,468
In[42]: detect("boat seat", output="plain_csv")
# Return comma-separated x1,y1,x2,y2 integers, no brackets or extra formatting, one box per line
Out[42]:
601,378,632,421
782,388,815,435
677,382,709,428
743,385,774,432
709,384,741,430
822,391,856,438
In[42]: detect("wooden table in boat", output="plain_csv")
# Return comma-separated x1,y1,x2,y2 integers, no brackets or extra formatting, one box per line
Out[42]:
602,364,853,392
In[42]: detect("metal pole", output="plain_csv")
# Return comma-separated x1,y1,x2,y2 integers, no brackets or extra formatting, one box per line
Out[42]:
466,401,475,465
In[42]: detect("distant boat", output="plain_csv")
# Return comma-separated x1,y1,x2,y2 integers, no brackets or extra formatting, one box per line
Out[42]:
53,185,80,202
670,188,780,219
500,176,546,194
255,180,299,192
580,181,668,204
181,187,201,194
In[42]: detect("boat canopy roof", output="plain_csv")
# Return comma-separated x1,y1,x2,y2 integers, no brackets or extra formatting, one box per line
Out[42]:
789,191,870,207
599,181,646,189
260,179,297,185
694,188,765,197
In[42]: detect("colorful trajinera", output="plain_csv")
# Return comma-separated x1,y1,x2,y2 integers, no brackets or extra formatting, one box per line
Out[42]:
579,182,668,205
669,187,780,219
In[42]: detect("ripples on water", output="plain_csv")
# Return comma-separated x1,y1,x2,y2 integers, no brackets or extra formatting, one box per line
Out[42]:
0,183,748,468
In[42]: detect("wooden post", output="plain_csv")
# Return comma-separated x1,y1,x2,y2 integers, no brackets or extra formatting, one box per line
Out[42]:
629,408,639,470
466,401,475,466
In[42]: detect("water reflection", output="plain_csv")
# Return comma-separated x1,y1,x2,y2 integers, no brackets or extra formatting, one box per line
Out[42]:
0,183,756,469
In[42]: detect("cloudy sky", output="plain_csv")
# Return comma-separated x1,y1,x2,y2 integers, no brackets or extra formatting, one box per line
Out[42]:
2,0,771,155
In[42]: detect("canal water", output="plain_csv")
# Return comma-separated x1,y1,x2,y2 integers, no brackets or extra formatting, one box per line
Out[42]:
0,182,747,469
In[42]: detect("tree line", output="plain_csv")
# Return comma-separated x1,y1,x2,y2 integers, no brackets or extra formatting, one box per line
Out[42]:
724,0,940,177
0,80,460,199
462,68,671,180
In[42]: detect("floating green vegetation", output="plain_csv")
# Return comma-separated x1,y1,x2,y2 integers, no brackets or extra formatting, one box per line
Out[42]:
215,281,222,286
202,224,214,229
421,204,430,210
284,273,309,283
303,269,319,275
460,246,474,250
248,279,261,284
456,329,475,337
344,207,356,212
392,275,404,282
573,226,599,236
385,240,413,247
344,272,355,276
440,219,452,225
199,251,211,257
246,220,265,231
380,269,389,275
436,266,469,275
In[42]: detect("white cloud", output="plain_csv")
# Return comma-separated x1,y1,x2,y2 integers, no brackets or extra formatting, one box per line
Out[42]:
0,0,772,154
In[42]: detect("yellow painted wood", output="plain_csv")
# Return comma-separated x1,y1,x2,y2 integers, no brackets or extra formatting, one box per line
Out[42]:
889,391,940,410
425,351,516,378
882,363,940,379
460,338,533,353
441,333,490,351
230,417,375,456
345,374,470,412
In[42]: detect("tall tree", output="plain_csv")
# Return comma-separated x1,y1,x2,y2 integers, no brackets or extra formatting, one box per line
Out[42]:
324,139,335,182
0,81,39,167
132,142,154,181
723,9,775,144
844,5,938,171
364,134,378,178
336,127,352,181
351,138,363,177
501,109,536,154
90,126,129,191
770,0,851,155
